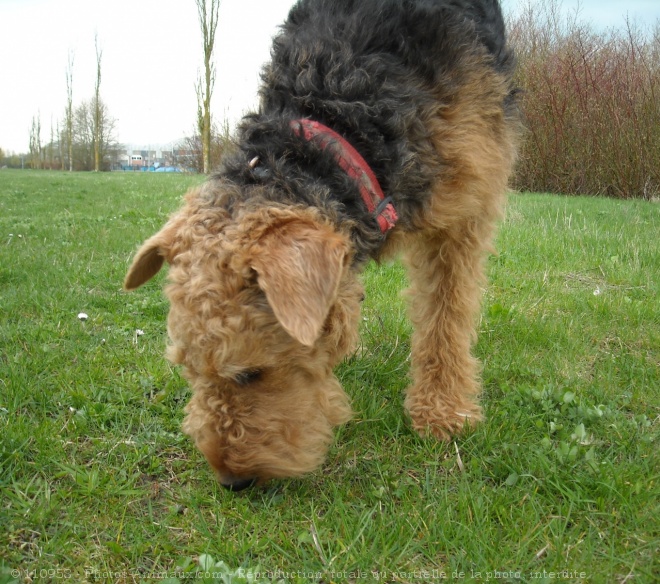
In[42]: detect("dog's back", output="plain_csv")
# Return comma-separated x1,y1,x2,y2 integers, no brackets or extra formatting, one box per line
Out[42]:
271,0,513,82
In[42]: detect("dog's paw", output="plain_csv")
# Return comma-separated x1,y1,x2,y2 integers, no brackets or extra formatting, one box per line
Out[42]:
405,391,483,440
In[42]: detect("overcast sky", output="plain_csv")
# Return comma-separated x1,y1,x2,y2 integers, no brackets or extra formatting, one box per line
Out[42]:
1,0,659,154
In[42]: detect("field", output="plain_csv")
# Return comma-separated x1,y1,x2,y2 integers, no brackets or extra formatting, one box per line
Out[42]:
0,170,658,583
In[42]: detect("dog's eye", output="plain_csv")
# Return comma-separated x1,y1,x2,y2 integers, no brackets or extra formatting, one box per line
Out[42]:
234,369,263,386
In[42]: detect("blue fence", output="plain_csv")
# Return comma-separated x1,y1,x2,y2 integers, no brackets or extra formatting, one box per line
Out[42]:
116,165,183,173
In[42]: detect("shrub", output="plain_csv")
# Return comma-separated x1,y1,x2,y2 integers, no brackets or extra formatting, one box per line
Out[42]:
508,0,660,199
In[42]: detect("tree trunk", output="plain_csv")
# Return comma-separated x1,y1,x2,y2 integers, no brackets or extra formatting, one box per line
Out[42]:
66,51,74,172
94,36,102,172
195,0,219,174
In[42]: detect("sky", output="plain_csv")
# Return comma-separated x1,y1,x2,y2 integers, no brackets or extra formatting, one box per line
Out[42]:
1,0,659,154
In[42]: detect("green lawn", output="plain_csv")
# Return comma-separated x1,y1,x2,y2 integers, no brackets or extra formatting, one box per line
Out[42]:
0,170,658,584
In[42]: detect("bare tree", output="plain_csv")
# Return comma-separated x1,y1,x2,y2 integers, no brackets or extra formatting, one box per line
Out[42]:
57,120,64,170
93,34,103,172
29,114,42,169
195,0,220,174
73,100,93,170
48,116,55,170
72,98,118,171
65,50,75,172
184,115,234,173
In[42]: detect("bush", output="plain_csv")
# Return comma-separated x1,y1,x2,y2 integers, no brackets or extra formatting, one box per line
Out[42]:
508,0,660,199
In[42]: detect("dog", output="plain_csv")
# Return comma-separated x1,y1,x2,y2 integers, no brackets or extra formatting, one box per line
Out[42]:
124,0,520,491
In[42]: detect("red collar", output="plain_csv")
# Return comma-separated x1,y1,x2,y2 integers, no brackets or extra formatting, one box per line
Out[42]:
291,119,398,233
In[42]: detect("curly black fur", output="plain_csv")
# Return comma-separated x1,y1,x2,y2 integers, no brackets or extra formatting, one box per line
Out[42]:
210,0,517,264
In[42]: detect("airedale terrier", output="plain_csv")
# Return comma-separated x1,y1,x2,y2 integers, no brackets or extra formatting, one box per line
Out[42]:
125,0,520,491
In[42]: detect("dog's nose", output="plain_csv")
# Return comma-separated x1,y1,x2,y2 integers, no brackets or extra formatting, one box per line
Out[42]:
220,477,257,492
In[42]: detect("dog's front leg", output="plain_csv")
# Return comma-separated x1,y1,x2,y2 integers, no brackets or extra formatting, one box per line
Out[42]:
402,223,493,440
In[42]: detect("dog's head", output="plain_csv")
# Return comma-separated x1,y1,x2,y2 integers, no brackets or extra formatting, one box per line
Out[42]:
124,184,362,489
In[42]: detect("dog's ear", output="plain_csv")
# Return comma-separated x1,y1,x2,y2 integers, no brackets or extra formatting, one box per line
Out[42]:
250,221,349,347
124,219,179,290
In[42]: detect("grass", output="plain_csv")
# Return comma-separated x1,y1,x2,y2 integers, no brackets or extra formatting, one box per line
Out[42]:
0,169,658,584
